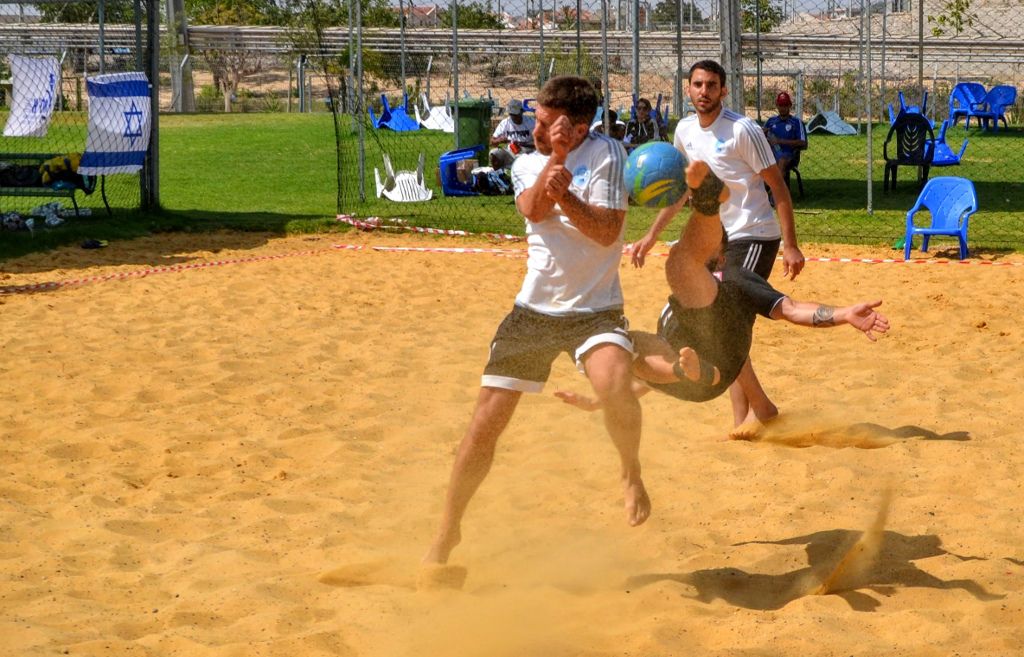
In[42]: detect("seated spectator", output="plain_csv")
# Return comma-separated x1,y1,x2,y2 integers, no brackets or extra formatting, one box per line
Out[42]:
623,97,662,150
489,99,535,170
763,92,807,177
591,109,626,140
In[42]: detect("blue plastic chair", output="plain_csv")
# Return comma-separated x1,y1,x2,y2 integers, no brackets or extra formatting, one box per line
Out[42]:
969,84,1017,132
438,145,485,197
888,90,933,127
884,111,936,192
368,93,420,132
903,177,978,260
928,120,969,167
948,82,987,127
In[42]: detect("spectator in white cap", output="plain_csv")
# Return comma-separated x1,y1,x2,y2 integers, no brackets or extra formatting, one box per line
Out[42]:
489,98,536,170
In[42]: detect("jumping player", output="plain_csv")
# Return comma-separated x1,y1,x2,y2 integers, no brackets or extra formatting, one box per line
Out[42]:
424,76,648,568
630,60,806,438
557,161,889,413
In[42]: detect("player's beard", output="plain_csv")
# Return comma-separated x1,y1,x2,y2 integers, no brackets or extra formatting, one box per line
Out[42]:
695,95,721,117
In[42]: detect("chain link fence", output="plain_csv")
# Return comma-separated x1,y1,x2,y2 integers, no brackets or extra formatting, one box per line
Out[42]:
7,1,1017,250
0,0,157,223
310,0,1023,250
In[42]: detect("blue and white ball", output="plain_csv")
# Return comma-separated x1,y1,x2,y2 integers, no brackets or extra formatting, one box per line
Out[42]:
624,141,688,208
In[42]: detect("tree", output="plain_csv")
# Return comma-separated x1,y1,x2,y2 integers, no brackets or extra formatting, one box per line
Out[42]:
438,1,504,29
187,0,285,25
186,0,284,112
927,0,979,36
39,1,138,23
741,0,782,32
556,5,577,31
652,0,707,27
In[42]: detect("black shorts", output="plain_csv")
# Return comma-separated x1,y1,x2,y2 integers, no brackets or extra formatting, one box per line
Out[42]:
482,305,633,393
725,238,780,279
646,287,756,402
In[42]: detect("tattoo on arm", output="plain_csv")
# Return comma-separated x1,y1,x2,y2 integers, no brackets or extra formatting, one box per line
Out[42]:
689,170,725,215
812,305,836,327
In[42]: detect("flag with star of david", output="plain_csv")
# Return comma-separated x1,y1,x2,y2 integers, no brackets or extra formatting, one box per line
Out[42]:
3,55,60,137
79,72,151,175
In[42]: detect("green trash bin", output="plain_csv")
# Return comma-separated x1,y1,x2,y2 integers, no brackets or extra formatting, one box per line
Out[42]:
456,99,494,164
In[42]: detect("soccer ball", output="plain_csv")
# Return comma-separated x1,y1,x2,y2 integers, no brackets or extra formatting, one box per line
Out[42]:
623,142,688,208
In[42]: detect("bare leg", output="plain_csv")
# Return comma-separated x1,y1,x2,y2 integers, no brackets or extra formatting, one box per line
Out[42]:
727,358,779,440
665,161,731,308
582,343,650,527
630,332,720,387
424,386,521,564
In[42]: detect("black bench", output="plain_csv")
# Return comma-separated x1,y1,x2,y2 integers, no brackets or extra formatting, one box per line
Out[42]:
0,152,111,217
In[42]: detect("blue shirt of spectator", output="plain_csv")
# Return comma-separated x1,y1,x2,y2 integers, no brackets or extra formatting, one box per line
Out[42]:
763,92,807,161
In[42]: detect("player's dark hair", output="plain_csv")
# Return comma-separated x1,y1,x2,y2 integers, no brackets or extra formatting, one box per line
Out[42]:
538,76,600,127
688,60,727,87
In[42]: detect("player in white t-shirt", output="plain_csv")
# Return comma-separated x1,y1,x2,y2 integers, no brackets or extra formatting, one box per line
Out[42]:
629,59,806,440
489,99,536,170
424,76,648,572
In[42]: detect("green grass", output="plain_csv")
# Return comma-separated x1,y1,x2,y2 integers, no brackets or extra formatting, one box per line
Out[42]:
2,112,1022,262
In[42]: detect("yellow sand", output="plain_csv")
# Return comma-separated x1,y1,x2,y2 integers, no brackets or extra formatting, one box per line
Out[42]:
2,231,1022,657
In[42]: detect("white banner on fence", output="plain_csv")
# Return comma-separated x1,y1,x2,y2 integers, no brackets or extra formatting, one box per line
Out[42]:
79,72,151,175
3,55,59,137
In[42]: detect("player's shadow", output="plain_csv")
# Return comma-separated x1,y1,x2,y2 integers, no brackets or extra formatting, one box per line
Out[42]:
756,419,970,449
625,529,1003,612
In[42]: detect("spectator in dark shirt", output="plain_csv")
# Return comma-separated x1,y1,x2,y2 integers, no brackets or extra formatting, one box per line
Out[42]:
623,97,663,150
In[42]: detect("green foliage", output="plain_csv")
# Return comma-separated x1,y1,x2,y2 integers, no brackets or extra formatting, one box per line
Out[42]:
39,0,137,23
741,0,783,32
927,0,978,36
438,2,504,29
652,0,707,26
5,113,1024,263
362,0,400,27
276,0,396,28
555,5,578,30
527,40,605,82
194,84,224,112
186,0,285,25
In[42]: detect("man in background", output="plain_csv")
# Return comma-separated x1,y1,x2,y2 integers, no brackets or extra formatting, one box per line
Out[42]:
489,99,536,170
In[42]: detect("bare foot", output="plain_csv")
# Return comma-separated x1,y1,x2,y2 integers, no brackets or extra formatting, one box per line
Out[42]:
554,390,602,412
624,477,651,527
727,408,779,441
677,347,721,386
423,527,461,566
728,417,764,441
417,563,468,591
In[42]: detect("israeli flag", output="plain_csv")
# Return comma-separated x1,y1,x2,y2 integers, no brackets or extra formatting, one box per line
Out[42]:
3,55,59,137
79,72,151,175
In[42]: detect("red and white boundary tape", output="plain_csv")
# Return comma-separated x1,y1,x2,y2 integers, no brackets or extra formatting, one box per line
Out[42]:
2,239,1019,297
803,256,1022,266
337,214,523,242
0,245,364,296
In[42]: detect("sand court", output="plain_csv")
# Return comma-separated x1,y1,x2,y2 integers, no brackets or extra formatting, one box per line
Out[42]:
1,231,1023,656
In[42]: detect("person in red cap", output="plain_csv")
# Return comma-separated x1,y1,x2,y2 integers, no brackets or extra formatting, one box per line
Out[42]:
763,92,807,181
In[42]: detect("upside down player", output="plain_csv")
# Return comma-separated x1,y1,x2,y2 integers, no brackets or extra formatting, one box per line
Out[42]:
556,160,890,413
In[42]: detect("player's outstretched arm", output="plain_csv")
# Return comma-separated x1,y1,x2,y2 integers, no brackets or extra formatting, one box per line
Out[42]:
555,379,652,412
772,299,890,341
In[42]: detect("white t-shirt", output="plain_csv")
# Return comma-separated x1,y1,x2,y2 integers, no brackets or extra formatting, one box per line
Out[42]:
509,132,628,316
674,109,779,240
492,115,536,151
